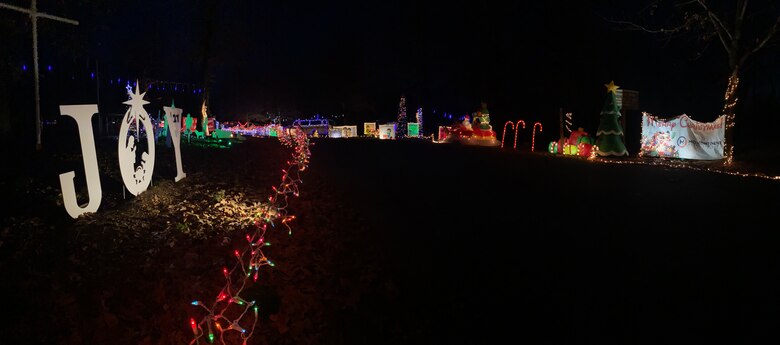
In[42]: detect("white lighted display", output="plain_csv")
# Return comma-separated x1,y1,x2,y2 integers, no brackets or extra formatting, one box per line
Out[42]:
118,82,156,195
378,124,396,139
164,103,186,181
58,104,101,218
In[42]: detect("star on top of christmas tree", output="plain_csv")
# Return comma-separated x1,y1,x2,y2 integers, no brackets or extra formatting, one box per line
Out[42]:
604,80,620,94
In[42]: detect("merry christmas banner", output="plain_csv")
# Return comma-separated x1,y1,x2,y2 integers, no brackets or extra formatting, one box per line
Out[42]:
640,113,724,160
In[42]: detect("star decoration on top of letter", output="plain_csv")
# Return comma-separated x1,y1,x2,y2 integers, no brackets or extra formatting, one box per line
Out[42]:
123,80,150,111
123,80,150,136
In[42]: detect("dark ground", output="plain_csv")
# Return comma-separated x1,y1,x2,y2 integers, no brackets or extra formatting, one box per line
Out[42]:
2,133,780,344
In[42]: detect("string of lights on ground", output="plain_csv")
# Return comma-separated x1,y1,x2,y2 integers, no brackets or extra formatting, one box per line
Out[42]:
589,155,780,181
555,145,780,181
188,127,311,344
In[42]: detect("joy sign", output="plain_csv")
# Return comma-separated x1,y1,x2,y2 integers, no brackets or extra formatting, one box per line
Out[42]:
58,83,186,219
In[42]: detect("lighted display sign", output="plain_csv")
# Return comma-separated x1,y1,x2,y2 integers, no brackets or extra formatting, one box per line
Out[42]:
640,113,724,160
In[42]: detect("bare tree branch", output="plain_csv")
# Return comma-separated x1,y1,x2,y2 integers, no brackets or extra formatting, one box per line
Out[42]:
603,0,778,70
601,16,688,34
738,0,749,22
691,33,715,59
740,13,780,65
696,0,734,42
638,0,663,15
675,0,699,7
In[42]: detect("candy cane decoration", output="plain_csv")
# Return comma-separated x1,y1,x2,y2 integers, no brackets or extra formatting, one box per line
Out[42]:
514,120,526,149
531,122,543,152
501,121,514,148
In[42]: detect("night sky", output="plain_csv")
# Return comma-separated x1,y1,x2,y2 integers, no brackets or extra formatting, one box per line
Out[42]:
2,0,779,139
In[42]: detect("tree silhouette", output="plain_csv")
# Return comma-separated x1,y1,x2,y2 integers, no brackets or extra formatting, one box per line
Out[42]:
604,0,780,163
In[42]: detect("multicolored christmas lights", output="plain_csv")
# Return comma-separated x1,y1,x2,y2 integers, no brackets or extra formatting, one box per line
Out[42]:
397,95,407,138
416,107,424,137
188,127,311,345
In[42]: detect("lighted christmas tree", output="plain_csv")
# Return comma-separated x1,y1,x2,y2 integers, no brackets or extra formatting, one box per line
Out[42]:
416,107,423,137
595,81,628,157
397,95,407,138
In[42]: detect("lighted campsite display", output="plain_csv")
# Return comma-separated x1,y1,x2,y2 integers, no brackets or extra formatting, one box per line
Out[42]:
5,2,780,345
53,85,312,343
15,78,780,345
